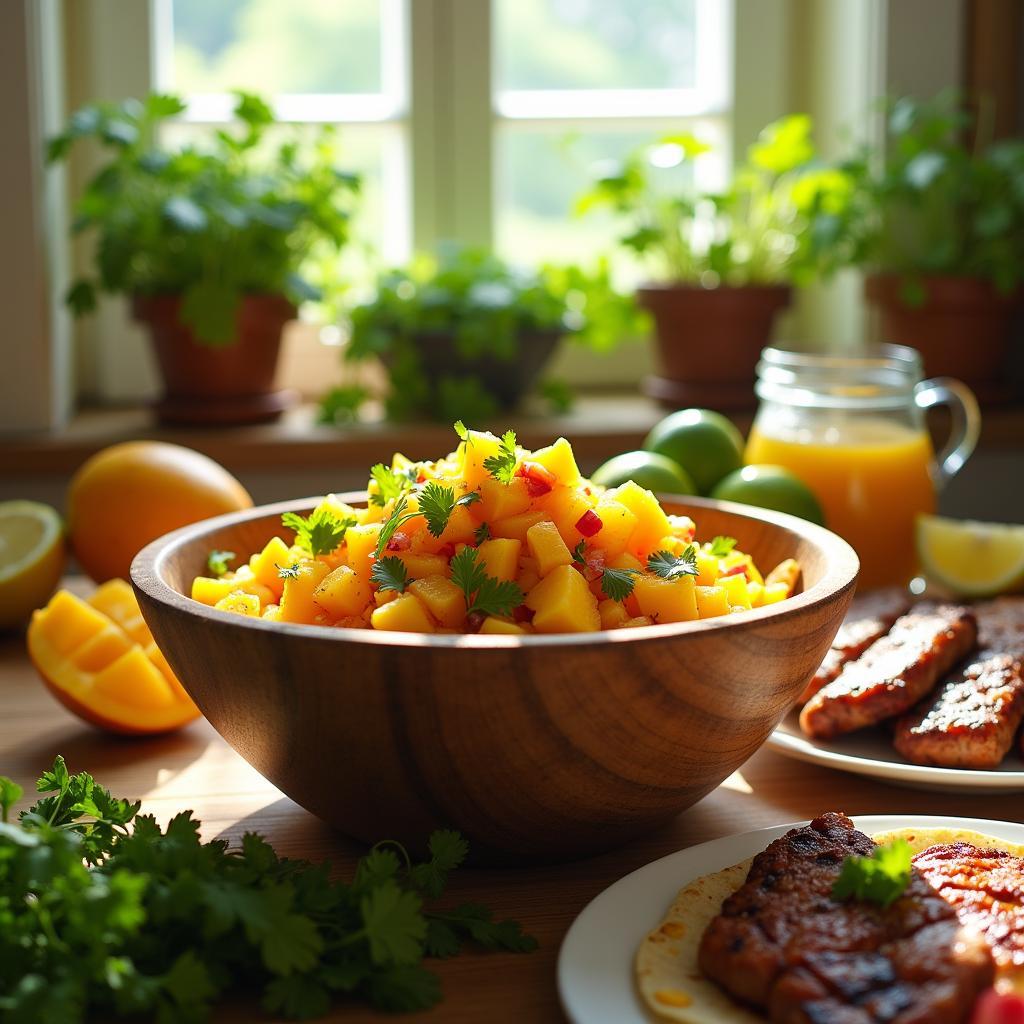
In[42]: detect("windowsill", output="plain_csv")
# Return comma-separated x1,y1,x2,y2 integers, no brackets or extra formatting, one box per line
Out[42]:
4,392,1023,480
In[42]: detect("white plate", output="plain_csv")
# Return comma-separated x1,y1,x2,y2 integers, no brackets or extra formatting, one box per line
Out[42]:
557,814,1024,1024
768,709,1024,793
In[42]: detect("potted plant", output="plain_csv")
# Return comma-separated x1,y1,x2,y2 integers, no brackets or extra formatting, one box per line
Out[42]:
48,92,361,425
829,94,1024,403
577,115,838,410
338,245,635,423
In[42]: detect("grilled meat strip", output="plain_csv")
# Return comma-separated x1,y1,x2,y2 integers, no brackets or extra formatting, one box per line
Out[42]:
799,589,912,705
913,842,1024,980
893,649,1024,768
799,604,977,740
698,812,993,1023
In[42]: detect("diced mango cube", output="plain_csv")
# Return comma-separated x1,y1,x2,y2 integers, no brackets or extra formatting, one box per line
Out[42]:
746,580,765,607
477,476,531,522
528,437,581,486
620,615,654,628
262,604,281,621
598,599,629,629
591,500,639,559
478,617,529,635
633,574,699,623
476,538,521,582
604,481,673,558
408,575,466,628
249,535,294,598
695,549,719,586
607,551,644,572
314,564,371,618
695,585,730,618
345,524,382,585
214,590,262,617
491,510,546,544
279,560,332,623
540,486,596,546
526,520,573,577
517,556,541,594
719,573,752,610
525,564,600,633
370,592,436,633
762,581,790,605
458,430,515,489
374,588,398,607
396,551,451,580
766,558,800,596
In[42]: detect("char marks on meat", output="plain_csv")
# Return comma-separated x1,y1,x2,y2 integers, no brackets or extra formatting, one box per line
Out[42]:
799,605,977,740
799,589,912,705
698,812,994,1024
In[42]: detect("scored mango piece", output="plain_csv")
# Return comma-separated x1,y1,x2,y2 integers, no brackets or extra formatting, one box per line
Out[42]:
370,592,436,633
633,574,699,623
408,575,466,628
87,579,152,646
476,538,521,582
526,520,573,577
524,564,600,633
314,564,371,618
27,586,199,734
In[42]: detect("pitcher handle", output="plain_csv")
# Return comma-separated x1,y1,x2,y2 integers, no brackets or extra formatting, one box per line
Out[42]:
913,377,981,489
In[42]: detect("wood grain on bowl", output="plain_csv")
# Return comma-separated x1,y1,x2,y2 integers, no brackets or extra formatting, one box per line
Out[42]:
131,494,858,862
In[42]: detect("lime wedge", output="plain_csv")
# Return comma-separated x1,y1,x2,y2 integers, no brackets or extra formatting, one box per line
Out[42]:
916,514,1024,598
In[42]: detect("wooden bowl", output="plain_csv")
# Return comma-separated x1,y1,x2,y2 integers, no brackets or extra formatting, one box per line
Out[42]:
132,494,858,862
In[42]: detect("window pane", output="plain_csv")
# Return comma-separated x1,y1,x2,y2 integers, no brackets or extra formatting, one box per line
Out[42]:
171,0,384,94
495,0,697,92
496,125,727,280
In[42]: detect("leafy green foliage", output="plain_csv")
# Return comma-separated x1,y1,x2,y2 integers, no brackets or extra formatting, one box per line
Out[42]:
647,546,699,580
369,557,409,594
707,536,737,558
0,758,536,1022
600,566,641,602
831,839,913,908
47,92,361,344
453,420,470,443
369,464,412,508
374,496,419,559
483,429,519,485
418,482,481,538
206,549,235,577
341,246,638,422
474,522,491,544
571,539,588,566
576,115,844,286
317,386,369,426
449,548,525,619
540,377,575,414
282,508,354,556
823,93,1024,292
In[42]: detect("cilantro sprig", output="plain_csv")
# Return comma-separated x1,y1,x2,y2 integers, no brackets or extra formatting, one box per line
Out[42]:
0,757,537,1022
370,463,415,507
206,549,235,577
707,536,737,558
370,556,409,594
418,482,481,538
647,545,699,580
600,566,642,602
450,547,524,618
831,839,913,908
282,507,355,557
482,429,518,485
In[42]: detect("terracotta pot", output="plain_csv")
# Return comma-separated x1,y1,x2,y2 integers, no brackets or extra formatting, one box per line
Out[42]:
637,284,791,411
865,274,1023,405
132,293,298,425
384,328,562,413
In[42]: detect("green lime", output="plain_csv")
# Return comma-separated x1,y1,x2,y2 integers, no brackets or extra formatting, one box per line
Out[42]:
711,464,826,526
590,451,697,495
643,409,745,495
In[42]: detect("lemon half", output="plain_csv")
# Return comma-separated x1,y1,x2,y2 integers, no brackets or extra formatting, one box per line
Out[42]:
0,500,66,629
917,514,1024,598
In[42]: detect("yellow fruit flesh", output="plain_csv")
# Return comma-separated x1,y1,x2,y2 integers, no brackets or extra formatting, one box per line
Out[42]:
525,564,600,633
0,500,66,629
917,515,1024,597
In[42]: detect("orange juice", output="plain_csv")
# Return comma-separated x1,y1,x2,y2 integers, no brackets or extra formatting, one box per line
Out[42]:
745,419,935,588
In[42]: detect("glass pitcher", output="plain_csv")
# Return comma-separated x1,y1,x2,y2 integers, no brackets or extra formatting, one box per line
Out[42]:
746,344,980,590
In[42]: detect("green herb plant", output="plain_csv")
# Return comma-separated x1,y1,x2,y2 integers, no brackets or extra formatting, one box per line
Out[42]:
576,114,846,287
0,757,536,1022
831,839,913,908
337,245,639,423
823,92,1024,297
47,92,361,344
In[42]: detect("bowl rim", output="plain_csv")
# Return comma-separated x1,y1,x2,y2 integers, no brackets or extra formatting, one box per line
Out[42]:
131,492,859,649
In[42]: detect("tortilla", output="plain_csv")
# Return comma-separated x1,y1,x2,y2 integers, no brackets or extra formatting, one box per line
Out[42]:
635,827,1024,1021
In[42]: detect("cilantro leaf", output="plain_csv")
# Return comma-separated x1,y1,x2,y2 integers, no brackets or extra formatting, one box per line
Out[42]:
370,556,409,594
647,546,699,580
206,549,235,577
449,547,524,618
571,539,587,566
482,429,518,484
453,420,470,443
0,776,23,822
409,830,468,899
474,521,491,544
831,839,913,908
418,481,481,538
600,566,641,601
428,903,539,953
369,464,410,508
282,508,353,556
708,535,738,558
375,495,419,559
361,880,426,966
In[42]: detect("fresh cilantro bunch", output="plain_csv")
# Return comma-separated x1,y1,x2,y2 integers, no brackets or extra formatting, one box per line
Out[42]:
47,92,361,344
831,839,913,908
0,757,536,1023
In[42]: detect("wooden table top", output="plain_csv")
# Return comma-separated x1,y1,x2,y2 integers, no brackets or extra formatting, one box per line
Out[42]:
3,599,1020,1024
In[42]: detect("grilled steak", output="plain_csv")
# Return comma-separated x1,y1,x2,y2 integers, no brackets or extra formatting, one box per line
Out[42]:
893,649,1024,768
913,842,1024,980
799,604,977,740
799,589,912,704
698,812,994,1023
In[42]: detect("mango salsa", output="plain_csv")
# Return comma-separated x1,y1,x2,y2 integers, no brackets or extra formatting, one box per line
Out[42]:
190,428,799,634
